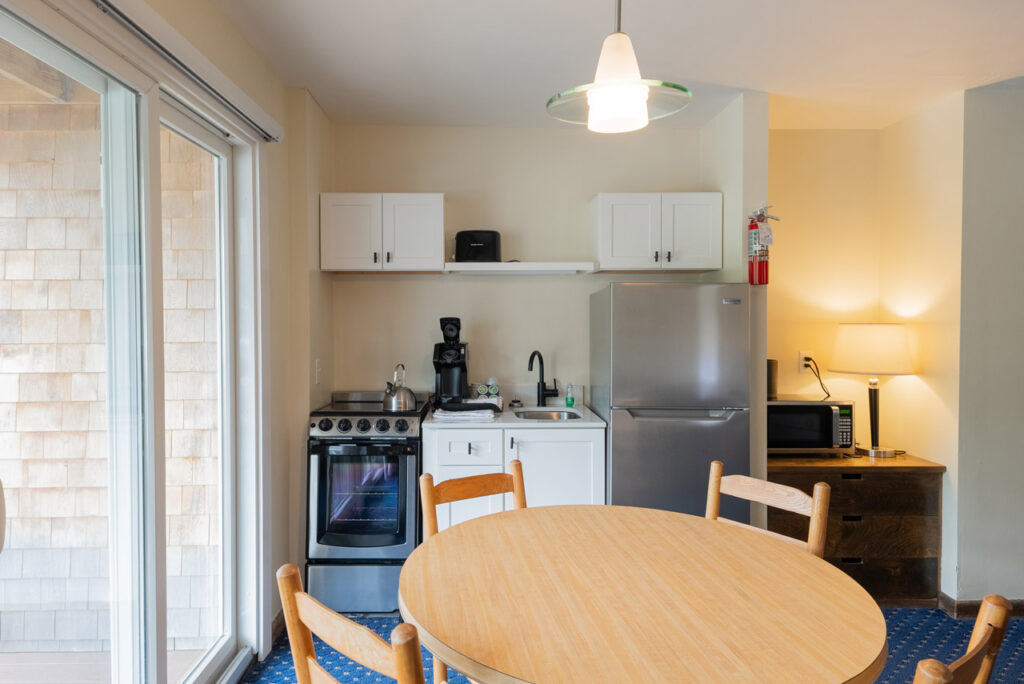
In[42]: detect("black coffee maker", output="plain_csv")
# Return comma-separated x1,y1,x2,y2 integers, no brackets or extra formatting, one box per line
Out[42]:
432,317,470,406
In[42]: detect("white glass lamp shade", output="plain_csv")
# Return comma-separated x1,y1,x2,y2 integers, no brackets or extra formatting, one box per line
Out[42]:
586,33,650,133
829,323,915,376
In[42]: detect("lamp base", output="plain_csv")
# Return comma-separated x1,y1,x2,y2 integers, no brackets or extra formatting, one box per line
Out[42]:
856,446,898,458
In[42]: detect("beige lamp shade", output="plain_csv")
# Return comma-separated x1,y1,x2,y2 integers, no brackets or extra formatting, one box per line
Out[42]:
829,323,915,375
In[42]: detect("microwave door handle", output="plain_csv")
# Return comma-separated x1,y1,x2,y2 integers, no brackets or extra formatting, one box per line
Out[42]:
832,405,841,448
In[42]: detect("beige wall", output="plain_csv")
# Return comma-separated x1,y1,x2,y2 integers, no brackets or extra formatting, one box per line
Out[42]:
767,130,884,446
877,94,964,595
958,79,1024,599
768,96,966,596
328,117,763,394
285,89,333,566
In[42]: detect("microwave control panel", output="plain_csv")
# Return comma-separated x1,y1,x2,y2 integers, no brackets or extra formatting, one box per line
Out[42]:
838,408,853,447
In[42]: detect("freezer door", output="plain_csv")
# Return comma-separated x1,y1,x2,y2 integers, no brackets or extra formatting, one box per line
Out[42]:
609,408,749,521
609,283,750,408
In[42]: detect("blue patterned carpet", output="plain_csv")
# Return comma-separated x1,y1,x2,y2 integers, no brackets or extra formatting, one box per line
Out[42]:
244,608,1023,683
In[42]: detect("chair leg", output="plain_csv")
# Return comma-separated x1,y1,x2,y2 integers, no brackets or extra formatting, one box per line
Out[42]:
434,655,448,684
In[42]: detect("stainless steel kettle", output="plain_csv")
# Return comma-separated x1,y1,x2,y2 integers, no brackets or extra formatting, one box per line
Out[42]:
384,363,417,412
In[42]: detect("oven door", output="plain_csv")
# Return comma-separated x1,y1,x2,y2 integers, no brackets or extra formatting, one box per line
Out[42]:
308,439,419,560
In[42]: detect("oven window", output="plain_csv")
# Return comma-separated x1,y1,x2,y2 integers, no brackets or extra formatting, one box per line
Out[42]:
316,443,414,548
328,455,401,535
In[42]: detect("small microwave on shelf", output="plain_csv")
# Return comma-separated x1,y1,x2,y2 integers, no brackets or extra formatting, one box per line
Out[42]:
767,399,855,455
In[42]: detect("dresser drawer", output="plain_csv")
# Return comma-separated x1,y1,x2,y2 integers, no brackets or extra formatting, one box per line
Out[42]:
770,471,941,516
829,557,939,600
769,510,939,558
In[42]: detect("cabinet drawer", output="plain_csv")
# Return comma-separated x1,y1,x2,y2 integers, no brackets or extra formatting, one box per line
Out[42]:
433,430,503,466
827,557,939,600
769,511,939,558
769,471,941,516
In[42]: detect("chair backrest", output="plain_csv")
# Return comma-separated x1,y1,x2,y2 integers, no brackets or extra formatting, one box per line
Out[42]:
276,564,425,684
420,459,527,539
705,460,831,557
912,594,1013,684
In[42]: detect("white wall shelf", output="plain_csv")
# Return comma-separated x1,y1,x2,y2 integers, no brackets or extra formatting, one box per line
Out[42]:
443,261,595,275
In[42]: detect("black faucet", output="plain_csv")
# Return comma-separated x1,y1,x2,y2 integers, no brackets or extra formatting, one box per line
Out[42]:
528,350,559,407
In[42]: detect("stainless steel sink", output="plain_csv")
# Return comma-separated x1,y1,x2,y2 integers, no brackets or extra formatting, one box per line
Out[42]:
513,409,581,421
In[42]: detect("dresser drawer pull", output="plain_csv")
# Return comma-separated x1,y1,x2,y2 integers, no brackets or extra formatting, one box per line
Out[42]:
840,557,864,565
841,473,863,480
842,515,863,522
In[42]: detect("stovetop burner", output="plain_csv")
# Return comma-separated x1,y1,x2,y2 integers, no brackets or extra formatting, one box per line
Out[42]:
309,391,429,439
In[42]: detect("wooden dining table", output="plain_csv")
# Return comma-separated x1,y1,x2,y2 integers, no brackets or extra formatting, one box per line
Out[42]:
398,505,888,683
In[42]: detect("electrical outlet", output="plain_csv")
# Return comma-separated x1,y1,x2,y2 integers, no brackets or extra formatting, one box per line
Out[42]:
798,350,813,374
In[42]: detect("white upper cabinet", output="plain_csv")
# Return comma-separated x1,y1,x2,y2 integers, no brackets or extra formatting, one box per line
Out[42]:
593,192,722,271
321,193,443,271
661,193,723,269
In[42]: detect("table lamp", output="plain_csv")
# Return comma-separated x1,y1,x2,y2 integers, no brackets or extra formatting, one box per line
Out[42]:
829,323,915,458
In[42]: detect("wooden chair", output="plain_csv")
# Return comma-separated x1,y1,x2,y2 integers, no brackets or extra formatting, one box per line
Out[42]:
705,460,831,557
913,594,1013,684
419,459,527,684
276,563,425,684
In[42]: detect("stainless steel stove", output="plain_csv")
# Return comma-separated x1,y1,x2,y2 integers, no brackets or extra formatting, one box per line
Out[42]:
306,391,428,613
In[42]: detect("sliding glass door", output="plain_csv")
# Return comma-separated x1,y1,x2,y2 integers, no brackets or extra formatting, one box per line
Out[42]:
0,9,245,682
158,108,234,683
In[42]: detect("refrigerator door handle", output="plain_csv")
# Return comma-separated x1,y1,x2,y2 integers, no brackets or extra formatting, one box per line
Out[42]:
623,408,746,421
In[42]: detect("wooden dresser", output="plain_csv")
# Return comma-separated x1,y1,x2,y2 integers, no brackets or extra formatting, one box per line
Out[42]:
767,454,946,604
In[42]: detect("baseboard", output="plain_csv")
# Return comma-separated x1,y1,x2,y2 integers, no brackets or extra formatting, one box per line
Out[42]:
939,592,1024,618
271,609,286,643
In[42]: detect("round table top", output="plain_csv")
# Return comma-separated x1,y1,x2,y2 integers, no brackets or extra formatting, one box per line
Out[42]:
399,505,887,684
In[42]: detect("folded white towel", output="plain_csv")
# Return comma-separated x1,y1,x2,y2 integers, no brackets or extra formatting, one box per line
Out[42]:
432,409,496,423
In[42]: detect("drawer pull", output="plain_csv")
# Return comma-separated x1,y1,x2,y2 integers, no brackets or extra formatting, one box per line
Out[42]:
842,515,863,522
841,473,863,480
840,557,864,565
467,443,472,455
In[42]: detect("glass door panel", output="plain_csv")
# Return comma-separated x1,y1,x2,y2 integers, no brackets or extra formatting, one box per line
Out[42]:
0,33,112,681
159,122,227,683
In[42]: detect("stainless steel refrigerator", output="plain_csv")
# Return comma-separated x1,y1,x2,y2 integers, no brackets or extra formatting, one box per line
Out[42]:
590,283,751,521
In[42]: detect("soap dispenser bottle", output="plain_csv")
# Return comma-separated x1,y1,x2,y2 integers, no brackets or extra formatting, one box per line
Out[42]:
565,383,575,408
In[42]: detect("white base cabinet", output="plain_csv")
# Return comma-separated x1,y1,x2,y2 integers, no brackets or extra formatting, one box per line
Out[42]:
423,426,606,533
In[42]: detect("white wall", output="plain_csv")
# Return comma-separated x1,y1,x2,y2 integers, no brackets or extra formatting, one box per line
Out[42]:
957,78,1024,599
328,114,764,395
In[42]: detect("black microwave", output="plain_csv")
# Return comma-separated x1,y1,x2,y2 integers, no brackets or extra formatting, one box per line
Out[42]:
767,400,855,455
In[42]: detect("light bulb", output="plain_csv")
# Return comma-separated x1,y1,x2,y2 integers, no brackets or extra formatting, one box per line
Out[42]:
587,83,650,133
586,32,650,133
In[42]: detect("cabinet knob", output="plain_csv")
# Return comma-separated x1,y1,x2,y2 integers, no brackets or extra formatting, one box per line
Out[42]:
666,251,672,263
373,251,378,263
509,436,515,449
654,250,659,262
386,251,392,263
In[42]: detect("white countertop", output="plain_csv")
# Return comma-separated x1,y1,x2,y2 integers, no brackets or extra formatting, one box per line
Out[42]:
423,404,606,429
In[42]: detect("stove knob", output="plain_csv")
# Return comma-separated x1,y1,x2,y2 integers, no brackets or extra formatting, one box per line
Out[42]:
317,418,333,432
356,418,371,433
337,419,352,432
394,419,409,433
375,418,390,433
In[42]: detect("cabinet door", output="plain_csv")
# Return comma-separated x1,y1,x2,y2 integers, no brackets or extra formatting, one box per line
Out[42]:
504,429,606,509
382,193,444,271
425,429,505,532
594,194,662,270
320,193,382,270
660,193,722,270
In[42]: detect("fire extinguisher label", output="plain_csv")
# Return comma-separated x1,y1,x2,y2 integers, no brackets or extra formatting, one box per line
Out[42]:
758,224,774,246
747,226,760,255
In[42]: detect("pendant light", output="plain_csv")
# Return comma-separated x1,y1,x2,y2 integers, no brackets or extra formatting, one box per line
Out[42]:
546,0,691,133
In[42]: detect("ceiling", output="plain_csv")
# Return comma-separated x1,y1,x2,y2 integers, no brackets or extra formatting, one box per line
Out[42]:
213,0,1024,129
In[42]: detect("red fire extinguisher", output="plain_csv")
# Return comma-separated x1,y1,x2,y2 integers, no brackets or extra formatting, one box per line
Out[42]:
747,204,778,285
